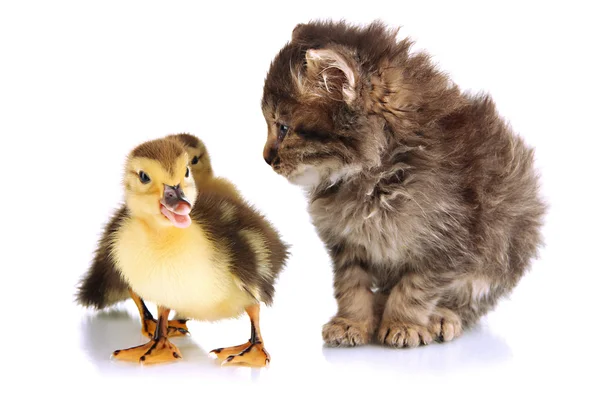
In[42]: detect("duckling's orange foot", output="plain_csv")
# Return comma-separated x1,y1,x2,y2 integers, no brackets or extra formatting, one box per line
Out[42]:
112,337,182,364
210,341,270,367
142,318,190,338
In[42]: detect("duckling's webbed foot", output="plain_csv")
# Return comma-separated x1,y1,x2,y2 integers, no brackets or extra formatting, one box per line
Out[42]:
211,340,270,367
210,304,270,367
112,337,182,364
112,306,182,364
130,289,190,338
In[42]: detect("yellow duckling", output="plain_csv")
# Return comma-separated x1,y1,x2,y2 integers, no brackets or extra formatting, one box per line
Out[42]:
77,134,219,338
76,133,259,340
85,137,289,366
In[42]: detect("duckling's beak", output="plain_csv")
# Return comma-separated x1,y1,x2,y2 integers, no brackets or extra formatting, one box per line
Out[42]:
160,184,192,228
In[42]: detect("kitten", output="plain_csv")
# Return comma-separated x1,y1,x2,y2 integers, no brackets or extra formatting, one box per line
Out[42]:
261,20,546,347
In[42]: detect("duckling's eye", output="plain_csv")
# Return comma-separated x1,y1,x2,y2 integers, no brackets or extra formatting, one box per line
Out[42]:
191,156,199,165
185,167,190,178
277,123,289,140
138,171,151,184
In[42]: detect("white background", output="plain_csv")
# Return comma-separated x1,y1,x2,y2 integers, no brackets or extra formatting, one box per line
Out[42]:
1,1,598,399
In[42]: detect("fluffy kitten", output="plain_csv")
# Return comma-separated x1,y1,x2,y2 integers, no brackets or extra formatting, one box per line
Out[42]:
261,20,546,347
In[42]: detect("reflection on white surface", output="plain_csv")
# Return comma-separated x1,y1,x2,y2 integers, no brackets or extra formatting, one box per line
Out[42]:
78,306,511,378
78,307,272,381
79,309,225,375
321,322,512,375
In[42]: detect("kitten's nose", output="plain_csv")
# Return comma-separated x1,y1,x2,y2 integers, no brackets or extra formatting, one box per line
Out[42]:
264,147,278,165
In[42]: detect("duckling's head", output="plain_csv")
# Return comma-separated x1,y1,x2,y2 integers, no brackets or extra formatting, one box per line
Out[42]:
167,133,213,185
124,138,197,229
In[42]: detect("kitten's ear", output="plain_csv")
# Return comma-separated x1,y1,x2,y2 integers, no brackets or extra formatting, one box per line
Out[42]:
303,48,357,103
291,23,307,42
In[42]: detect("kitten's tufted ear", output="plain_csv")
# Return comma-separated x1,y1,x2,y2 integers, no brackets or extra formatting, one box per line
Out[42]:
291,23,307,42
302,47,357,103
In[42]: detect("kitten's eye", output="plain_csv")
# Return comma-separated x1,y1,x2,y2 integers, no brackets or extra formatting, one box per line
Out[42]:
185,167,190,178
278,123,289,139
191,156,199,165
139,171,151,184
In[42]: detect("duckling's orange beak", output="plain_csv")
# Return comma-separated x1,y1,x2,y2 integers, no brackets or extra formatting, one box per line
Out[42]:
160,184,192,228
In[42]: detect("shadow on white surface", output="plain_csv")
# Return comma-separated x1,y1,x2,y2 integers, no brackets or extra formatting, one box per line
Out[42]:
321,322,512,374
78,309,258,378
76,308,511,382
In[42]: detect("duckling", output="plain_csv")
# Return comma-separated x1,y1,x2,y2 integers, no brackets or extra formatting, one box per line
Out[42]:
76,134,218,338
99,137,288,366
166,133,214,185
76,133,251,338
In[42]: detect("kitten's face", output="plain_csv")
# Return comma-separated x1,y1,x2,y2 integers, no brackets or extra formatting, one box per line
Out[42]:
261,45,379,189
261,97,354,187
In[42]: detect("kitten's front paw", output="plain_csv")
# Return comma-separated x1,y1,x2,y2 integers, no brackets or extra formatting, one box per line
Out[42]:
322,317,370,347
428,314,462,342
377,321,433,348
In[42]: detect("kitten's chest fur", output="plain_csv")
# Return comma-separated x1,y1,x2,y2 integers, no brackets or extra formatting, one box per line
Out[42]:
309,180,420,267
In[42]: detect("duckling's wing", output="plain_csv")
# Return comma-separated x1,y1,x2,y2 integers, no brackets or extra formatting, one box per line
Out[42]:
244,206,290,305
191,191,290,306
75,205,130,309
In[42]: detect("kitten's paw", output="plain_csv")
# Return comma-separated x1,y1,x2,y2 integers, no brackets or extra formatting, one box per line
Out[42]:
322,317,370,347
377,321,433,348
428,314,462,342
